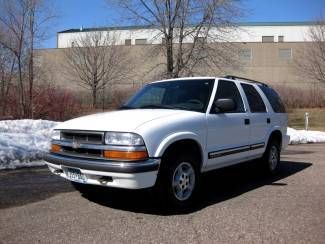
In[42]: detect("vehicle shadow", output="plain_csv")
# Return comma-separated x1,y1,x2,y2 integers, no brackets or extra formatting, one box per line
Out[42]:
81,160,312,215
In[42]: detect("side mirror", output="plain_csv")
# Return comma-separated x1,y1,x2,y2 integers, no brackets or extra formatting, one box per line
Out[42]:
214,98,236,113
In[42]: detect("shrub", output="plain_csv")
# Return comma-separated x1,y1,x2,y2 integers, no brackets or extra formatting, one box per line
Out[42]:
32,83,82,121
273,84,325,109
0,83,82,121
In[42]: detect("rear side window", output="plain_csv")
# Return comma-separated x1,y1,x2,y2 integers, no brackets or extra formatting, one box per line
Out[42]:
259,85,286,113
241,83,266,113
213,80,245,113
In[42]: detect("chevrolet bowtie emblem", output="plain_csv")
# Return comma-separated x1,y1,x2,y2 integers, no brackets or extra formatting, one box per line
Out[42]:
72,140,80,149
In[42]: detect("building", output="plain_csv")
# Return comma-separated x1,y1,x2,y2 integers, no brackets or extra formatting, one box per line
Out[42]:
36,22,322,98
57,22,313,48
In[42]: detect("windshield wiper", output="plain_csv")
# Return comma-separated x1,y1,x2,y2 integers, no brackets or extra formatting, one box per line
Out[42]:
137,104,174,109
119,105,135,110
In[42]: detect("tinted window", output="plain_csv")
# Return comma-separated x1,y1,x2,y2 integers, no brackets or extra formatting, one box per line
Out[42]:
124,79,214,113
241,83,266,113
259,85,286,113
213,80,244,113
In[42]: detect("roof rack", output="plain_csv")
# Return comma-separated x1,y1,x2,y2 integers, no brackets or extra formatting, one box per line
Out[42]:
223,75,268,87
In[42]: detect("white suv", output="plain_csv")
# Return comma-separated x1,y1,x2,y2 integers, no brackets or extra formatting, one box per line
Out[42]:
45,76,289,205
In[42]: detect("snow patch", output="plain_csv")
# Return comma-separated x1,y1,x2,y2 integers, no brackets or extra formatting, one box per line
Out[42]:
0,120,60,169
287,127,325,144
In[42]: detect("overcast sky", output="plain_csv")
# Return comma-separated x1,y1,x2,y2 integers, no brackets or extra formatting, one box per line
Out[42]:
41,0,325,49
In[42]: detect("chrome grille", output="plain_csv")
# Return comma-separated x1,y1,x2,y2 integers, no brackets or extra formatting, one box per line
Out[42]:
58,130,105,159
61,146,103,158
61,131,104,145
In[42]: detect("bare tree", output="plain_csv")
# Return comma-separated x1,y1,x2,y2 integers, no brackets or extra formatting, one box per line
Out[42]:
0,44,16,116
26,0,56,117
109,0,241,78
0,0,55,118
0,0,28,117
295,20,325,84
64,31,130,108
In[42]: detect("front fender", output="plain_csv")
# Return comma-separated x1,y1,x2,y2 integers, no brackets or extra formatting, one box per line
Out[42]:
153,131,206,164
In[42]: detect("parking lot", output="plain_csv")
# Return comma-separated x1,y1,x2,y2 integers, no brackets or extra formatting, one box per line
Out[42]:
1,143,325,243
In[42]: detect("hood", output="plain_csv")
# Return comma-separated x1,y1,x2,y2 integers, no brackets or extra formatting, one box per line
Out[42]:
56,109,186,132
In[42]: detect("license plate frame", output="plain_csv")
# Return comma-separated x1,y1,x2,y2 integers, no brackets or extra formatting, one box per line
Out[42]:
62,166,86,183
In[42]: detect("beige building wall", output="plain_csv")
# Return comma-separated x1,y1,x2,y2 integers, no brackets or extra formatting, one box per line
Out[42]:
36,42,324,105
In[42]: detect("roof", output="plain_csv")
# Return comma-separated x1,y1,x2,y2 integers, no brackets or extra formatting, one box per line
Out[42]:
58,21,319,34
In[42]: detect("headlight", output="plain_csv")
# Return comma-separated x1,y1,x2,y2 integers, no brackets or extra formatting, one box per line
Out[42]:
51,130,61,140
104,132,144,146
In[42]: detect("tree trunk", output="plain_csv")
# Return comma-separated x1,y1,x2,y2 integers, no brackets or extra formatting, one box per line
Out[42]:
0,75,5,116
17,57,26,118
166,29,174,78
92,88,97,108
28,9,35,119
28,49,34,118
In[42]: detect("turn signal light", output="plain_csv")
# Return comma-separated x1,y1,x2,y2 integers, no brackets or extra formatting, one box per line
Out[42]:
103,150,148,161
51,144,61,153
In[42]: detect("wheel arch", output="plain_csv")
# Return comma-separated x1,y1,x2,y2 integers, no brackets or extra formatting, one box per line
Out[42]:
154,132,205,169
267,129,283,149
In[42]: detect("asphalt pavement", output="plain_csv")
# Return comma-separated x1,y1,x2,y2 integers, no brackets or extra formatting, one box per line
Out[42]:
0,144,324,243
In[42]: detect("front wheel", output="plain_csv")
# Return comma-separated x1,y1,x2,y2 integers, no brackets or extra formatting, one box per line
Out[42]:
262,139,281,174
156,153,200,207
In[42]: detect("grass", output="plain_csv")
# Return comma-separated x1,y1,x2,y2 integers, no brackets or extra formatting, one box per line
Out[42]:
288,108,325,131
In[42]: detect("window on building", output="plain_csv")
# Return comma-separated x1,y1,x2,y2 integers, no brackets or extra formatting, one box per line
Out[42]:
239,48,252,61
279,48,292,60
125,39,132,45
213,80,245,113
241,83,266,113
262,36,274,43
278,36,284,42
135,39,147,45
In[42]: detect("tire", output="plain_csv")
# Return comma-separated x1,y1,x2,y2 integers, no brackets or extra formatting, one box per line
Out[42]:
156,152,200,207
262,138,281,174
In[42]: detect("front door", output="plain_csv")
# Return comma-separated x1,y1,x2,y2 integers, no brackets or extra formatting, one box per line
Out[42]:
206,80,250,170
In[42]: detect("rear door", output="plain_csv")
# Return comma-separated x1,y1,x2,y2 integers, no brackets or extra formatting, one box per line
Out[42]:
206,80,250,170
240,83,270,156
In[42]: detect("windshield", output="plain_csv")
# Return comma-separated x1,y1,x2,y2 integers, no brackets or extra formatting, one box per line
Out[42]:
122,79,215,113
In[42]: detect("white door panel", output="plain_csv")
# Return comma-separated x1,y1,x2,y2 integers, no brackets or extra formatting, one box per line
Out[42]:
206,113,251,168
249,114,269,144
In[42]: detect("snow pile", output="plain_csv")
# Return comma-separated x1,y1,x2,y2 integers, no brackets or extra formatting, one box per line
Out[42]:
288,127,325,144
0,120,60,169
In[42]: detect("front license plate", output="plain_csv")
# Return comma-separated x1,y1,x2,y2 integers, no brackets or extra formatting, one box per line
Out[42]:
63,167,86,183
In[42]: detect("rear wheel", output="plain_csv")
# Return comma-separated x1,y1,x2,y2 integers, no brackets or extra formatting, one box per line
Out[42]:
262,139,281,174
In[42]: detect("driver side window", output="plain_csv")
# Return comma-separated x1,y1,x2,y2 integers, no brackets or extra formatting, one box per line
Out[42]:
213,80,245,113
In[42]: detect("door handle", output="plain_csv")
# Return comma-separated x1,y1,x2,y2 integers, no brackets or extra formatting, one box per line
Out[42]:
244,119,250,125
267,118,271,124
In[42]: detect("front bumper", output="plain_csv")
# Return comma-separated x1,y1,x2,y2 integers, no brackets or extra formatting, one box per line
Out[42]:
44,153,160,189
